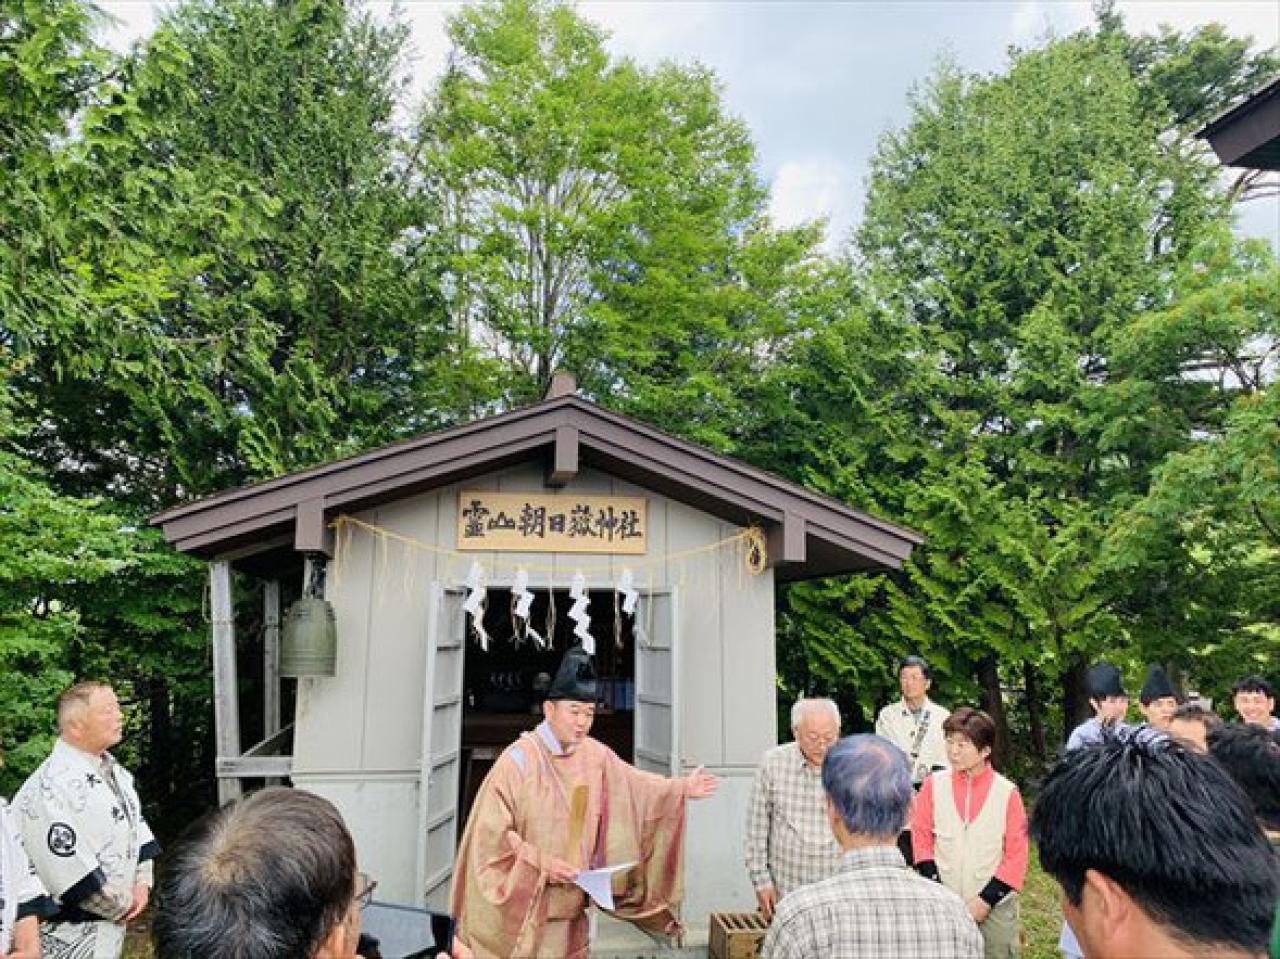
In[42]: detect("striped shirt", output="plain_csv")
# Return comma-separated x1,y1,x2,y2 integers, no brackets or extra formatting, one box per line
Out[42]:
762,845,983,959
745,743,843,898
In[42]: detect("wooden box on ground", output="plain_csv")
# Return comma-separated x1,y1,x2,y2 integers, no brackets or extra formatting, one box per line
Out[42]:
708,912,769,959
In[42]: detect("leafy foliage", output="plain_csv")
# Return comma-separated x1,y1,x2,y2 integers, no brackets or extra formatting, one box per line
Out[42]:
0,0,1275,821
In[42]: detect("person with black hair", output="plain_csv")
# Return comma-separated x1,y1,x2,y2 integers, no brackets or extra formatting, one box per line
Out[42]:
1031,734,1279,959
1232,675,1278,731
1065,663,1130,750
1208,723,1280,842
1136,664,1179,733
1167,702,1221,753
152,787,366,959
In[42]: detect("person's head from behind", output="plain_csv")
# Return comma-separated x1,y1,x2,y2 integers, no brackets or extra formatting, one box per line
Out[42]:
1231,675,1275,728
1208,723,1280,837
153,787,361,959
791,697,841,767
821,734,913,849
1031,734,1278,958
1167,702,1220,753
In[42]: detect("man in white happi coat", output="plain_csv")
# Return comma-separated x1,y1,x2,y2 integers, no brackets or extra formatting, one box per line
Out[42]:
15,682,159,959
1,793,53,956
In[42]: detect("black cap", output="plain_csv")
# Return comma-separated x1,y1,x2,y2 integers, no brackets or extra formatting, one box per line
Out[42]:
1140,664,1178,705
547,646,597,702
1087,662,1126,700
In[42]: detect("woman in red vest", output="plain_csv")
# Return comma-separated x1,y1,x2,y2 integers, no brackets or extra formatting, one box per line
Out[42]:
910,707,1028,958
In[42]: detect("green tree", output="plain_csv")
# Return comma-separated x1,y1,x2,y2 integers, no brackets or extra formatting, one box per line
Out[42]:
0,352,139,791
421,0,823,446
3,0,468,828
769,24,1276,759
18,0,464,506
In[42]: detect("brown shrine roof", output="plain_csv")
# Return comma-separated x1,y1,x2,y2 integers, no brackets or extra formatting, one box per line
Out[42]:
1199,75,1280,171
151,393,922,583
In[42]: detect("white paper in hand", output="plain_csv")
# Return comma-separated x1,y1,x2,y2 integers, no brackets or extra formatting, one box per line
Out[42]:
574,861,636,911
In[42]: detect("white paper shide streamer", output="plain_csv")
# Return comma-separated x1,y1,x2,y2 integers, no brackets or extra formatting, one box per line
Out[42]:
617,568,639,616
568,572,594,655
463,561,489,650
511,568,544,648
618,567,649,647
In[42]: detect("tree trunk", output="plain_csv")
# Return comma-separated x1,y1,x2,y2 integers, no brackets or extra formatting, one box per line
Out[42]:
148,675,172,806
1023,659,1047,761
976,654,1010,769
1061,657,1090,743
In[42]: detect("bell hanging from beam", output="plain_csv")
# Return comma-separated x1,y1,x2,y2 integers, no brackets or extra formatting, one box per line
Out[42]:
281,554,337,677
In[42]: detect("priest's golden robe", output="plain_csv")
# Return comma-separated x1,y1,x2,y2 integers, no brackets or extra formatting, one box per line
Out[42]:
450,722,689,958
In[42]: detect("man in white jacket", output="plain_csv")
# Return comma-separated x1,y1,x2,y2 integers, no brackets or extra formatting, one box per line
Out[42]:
15,682,159,959
875,656,950,788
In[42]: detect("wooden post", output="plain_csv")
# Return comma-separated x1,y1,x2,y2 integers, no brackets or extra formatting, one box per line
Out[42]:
263,580,281,738
210,560,243,805
263,579,282,787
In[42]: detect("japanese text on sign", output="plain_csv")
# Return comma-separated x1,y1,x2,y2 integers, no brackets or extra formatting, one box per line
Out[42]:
457,492,647,554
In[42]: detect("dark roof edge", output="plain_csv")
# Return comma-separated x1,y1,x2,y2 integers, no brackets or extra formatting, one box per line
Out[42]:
150,396,578,524
151,394,923,559
1198,74,1280,138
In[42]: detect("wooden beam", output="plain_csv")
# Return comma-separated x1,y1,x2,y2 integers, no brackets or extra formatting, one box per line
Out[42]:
210,560,243,805
263,579,282,737
294,497,330,555
242,724,294,757
217,755,293,778
547,424,579,487
766,513,807,567
544,371,577,399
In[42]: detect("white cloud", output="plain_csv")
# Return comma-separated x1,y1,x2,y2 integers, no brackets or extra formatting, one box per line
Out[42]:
1117,0,1279,48
768,157,854,249
99,0,161,51
1008,0,1091,46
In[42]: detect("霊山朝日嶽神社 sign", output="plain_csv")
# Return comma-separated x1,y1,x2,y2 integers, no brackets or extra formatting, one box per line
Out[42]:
457,492,647,553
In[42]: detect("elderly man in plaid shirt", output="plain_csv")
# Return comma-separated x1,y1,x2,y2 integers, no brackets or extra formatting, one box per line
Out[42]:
744,698,844,917
763,735,981,959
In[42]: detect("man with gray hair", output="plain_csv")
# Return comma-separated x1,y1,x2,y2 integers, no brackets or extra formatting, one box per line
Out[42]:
152,786,366,958
763,735,981,958
744,698,843,917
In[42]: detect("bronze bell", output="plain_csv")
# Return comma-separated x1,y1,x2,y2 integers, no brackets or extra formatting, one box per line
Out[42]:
280,596,337,677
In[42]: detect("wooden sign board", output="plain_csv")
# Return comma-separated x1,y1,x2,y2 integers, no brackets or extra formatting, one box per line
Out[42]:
457,491,647,554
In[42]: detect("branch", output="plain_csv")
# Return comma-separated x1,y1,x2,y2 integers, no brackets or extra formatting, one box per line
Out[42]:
1249,500,1280,546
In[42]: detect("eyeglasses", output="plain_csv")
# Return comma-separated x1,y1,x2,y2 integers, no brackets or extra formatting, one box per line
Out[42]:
799,732,837,746
355,872,378,910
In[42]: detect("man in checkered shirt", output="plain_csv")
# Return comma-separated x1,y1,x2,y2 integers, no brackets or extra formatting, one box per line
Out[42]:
744,698,844,917
762,734,981,959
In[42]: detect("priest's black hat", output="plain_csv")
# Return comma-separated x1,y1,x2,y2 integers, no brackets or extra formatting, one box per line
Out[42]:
547,645,597,702
1140,664,1178,705
1086,662,1126,700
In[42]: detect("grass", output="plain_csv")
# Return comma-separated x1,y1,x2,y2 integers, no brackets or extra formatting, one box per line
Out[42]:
1020,852,1065,959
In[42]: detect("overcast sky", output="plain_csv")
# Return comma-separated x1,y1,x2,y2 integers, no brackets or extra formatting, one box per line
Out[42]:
102,0,1279,249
